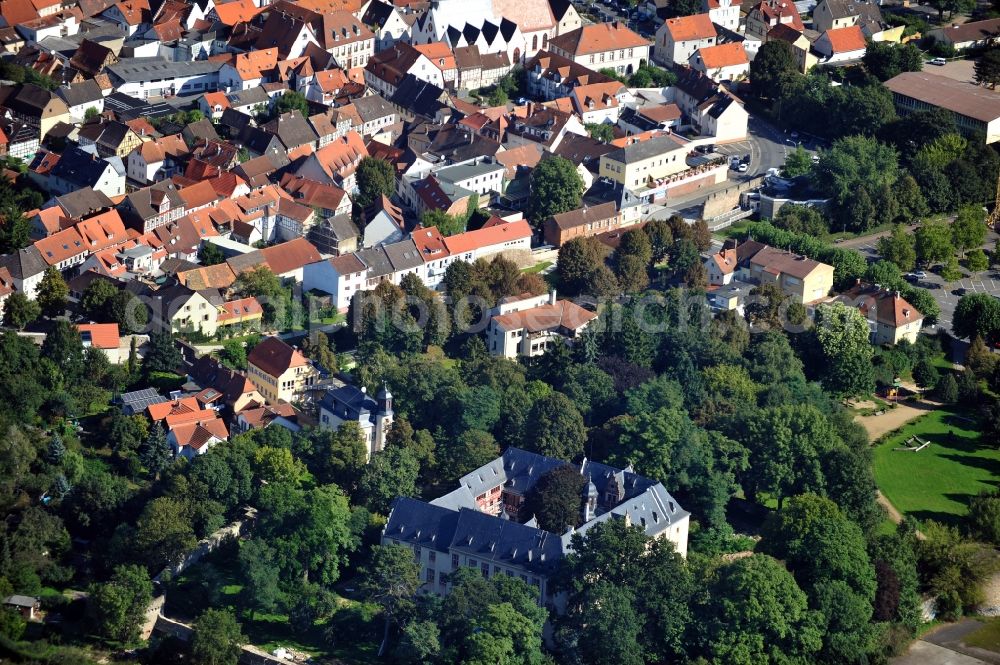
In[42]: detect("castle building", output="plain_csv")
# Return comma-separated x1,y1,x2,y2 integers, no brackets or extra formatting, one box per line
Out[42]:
382,448,690,608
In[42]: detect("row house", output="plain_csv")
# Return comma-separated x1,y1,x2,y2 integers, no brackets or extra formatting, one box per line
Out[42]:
303,218,532,310
120,179,186,233
453,45,510,91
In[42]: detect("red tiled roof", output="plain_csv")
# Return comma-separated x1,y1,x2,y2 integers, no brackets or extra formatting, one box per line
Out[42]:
443,219,532,255
823,25,867,53
491,299,597,333
78,322,119,349
247,336,310,378
663,13,716,41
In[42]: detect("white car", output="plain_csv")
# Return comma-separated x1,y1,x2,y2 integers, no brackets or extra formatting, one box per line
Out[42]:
737,163,749,173
929,57,947,66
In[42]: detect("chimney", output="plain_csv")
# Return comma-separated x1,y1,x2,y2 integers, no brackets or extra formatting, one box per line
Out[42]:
549,288,557,305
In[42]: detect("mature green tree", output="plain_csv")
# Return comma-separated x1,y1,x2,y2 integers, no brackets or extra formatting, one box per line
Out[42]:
91,565,153,645
557,519,691,663
812,135,900,232
192,608,246,665
134,497,198,570
955,293,1000,343
421,209,465,236
362,544,421,657
913,357,940,390
783,145,814,178
0,211,30,254
311,422,368,490
564,582,644,665
355,157,396,209
238,539,282,617
969,490,1000,545
437,429,500,476
750,40,797,98
41,320,83,380
358,445,419,514
917,520,992,619
864,41,923,81
528,156,584,225
878,224,918,272
759,494,876,596
585,123,615,142
109,411,149,457
700,554,821,665
36,266,68,317
2,292,39,329
109,291,148,333
968,248,991,272
556,237,610,296
740,404,839,507
138,423,171,479
274,90,309,116
142,331,182,374
198,241,225,266
952,205,988,255
523,465,586,532
525,392,586,460
256,482,357,585
814,302,875,397
976,48,1000,89
81,279,119,320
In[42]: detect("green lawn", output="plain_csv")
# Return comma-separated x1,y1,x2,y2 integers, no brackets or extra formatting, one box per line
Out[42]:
873,408,992,526
713,220,752,240
965,619,1000,651
521,261,552,274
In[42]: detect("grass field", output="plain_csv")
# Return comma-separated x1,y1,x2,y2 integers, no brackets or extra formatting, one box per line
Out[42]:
873,408,994,526
966,619,1000,651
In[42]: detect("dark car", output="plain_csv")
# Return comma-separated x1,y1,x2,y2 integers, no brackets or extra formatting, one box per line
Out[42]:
952,287,967,296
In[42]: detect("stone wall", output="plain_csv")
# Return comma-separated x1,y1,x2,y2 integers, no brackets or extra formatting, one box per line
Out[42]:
700,176,765,220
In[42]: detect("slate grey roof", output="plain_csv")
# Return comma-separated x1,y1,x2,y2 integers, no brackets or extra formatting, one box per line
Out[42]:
352,94,395,123
583,178,645,211
3,595,38,608
0,245,46,280
261,110,318,150
355,245,393,278
55,187,115,219
385,497,460,550
320,384,382,422
433,159,504,185
57,79,103,107
604,134,687,164
459,447,566,498
448,508,563,575
108,57,223,83
389,74,444,119
227,86,270,108
50,146,113,187
383,238,423,272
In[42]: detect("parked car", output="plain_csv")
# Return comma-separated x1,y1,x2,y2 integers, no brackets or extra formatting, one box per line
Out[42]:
811,154,821,164
929,57,947,66
696,144,715,154
737,163,749,173
953,287,968,296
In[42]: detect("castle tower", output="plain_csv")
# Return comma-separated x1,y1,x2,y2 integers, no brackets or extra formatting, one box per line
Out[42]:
581,474,598,523
374,384,394,454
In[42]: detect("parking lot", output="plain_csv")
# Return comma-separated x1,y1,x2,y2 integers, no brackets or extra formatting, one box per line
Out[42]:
921,272,1000,331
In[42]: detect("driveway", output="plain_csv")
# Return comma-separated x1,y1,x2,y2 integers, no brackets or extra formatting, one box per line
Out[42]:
713,116,815,177
893,620,1000,665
